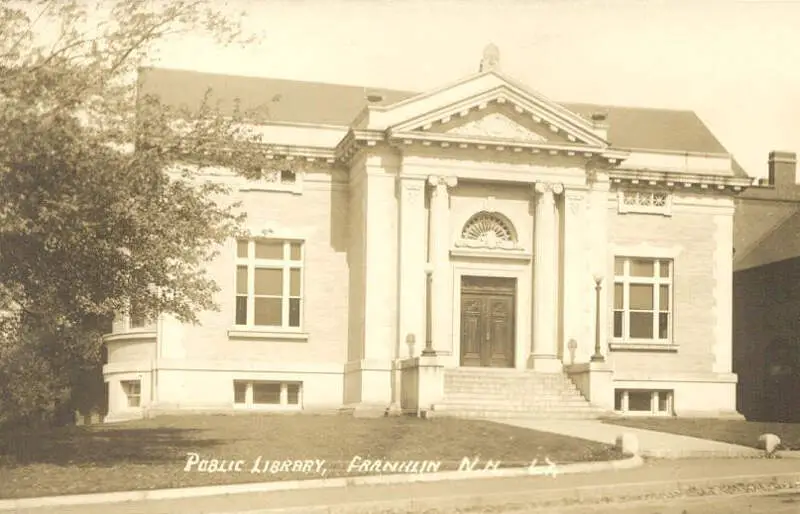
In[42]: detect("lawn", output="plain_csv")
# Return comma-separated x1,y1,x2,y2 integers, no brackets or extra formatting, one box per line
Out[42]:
603,417,800,450
0,414,622,499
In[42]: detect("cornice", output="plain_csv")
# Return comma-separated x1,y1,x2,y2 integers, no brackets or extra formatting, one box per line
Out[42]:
609,168,752,193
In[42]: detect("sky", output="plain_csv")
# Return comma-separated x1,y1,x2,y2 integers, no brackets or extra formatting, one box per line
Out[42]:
149,0,800,179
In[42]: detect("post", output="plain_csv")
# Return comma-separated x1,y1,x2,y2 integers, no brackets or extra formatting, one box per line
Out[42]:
591,276,605,362
422,266,436,356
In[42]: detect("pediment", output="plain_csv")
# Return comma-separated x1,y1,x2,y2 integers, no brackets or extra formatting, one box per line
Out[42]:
361,71,609,148
443,111,547,142
423,102,582,145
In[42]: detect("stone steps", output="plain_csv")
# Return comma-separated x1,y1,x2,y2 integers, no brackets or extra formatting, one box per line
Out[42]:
438,368,604,420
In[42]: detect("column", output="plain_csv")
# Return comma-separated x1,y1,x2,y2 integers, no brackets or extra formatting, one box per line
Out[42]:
427,175,457,354
530,181,563,372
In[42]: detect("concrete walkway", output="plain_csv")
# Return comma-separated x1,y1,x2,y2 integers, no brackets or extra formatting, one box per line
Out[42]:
496,419,764,458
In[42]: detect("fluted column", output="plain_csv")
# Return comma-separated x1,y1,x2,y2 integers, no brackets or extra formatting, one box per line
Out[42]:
530,181,563,372
427,175,457,354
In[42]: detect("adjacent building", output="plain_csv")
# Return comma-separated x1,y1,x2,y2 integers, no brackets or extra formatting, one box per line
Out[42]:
733,151,800,422
103,47,752,422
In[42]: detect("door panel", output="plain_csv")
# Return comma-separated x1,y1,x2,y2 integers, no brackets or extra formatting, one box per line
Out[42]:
459,277,516,368
488,296,514,367
460,294,484,367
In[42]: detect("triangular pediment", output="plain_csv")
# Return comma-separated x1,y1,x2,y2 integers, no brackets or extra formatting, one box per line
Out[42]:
442,111,549,143
359,71,609,148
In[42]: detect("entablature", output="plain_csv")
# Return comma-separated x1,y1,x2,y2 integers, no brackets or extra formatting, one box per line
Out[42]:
609,168,752,194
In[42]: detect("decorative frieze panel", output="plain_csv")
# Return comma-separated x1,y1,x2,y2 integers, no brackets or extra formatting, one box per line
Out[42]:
445,112,549,143
240,168,303,194
617,190,672,216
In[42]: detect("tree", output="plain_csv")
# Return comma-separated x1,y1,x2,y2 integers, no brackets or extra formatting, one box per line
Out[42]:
0,0,280,427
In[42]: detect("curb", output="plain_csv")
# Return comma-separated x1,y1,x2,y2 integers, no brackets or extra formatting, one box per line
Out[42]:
639,448,764,459
0,455,643,511
228,471,800,513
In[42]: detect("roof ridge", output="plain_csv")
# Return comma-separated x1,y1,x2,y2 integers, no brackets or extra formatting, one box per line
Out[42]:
140,66,705,114
559,100,697,114
138,65,417,96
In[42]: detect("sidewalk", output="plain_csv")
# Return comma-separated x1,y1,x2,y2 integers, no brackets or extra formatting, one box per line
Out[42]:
496,418,764,458
12,458,800,513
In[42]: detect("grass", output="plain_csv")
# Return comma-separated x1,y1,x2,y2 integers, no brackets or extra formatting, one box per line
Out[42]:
0,413,622,499
603,417,800,450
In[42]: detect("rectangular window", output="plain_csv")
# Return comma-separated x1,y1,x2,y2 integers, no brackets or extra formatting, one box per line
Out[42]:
121,380,141,408
235,239,304,329
614,389,673,415
613,257,673,343
233,381,247,404
232,381,302,408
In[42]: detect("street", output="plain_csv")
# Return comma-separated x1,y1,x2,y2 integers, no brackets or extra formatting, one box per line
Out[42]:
531,489,800,514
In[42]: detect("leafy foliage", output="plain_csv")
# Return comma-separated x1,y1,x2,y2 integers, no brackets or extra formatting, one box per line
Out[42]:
0,0,281,426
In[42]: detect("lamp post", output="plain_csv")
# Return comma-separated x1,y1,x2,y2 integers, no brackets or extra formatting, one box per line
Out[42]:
422,265,436,356
590,275,605,362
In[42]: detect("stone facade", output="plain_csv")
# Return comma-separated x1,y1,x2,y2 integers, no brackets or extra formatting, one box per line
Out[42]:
102,51,753,422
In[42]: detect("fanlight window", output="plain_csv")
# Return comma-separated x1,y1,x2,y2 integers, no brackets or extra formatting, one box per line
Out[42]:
461,212,516,248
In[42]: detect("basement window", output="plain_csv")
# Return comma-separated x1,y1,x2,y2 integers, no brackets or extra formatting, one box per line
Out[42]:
121,380,141,408
233,380,302,409
614,389,673,415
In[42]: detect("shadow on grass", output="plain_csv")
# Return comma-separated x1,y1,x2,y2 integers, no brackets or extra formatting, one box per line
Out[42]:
0,426,223,468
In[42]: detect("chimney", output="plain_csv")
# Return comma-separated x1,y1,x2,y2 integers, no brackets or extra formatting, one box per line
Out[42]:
590,111,609,140
767,151,797,188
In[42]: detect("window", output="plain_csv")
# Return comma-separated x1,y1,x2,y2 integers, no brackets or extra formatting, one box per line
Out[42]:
121,380,141,408
618,190,671,215
456,211,521,251
614,389,673,415
613,257,672,343
129,312,147,329
235,239,303,329
233,380,302,408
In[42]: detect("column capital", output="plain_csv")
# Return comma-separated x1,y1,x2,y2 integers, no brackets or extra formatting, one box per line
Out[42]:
533,182,564,195
427,175,458,189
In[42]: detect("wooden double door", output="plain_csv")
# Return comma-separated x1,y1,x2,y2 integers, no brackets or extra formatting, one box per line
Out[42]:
459,276,516,368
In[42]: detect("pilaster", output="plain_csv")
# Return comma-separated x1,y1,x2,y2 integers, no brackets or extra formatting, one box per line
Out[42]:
362,161,399,362
397,176,428,357
530,181,563,372
562,190,590,364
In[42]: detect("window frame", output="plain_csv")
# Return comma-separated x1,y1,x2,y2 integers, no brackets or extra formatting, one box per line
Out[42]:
612,256,674,344
121,380,141,408
233,380,303,409
614,389,674,416
234,239,304,331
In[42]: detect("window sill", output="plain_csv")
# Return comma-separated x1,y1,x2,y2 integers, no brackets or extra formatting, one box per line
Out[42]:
227,328,309,341
233,404,302,411
609,342,678,352
614,411,674,417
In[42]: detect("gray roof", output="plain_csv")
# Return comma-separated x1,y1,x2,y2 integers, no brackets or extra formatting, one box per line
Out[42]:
138,67,744,176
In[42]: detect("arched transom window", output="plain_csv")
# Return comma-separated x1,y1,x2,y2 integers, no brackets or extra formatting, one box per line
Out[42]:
459,211,518,249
